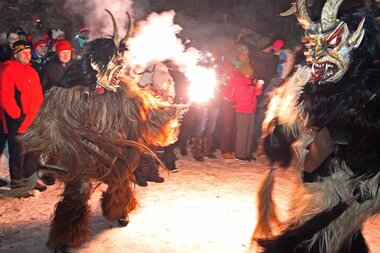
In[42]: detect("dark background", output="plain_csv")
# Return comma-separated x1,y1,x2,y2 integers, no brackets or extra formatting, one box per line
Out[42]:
0,0,366,47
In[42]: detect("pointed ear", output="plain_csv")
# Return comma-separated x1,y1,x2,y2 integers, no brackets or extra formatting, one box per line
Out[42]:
348,17,365,49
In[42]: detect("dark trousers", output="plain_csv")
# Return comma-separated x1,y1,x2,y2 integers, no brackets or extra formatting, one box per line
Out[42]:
7,133,38,184
178,106,196,149
193,106,220,137
235,112,256,158
252,107,266,152
220,99,235,154
0,121,8,186
0,120,6,155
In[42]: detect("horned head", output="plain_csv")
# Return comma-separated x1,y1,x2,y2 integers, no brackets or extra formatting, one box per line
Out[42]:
281,0,365,84
90,9,134,92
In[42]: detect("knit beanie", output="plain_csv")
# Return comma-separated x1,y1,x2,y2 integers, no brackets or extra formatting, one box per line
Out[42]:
32,35,47,49
55,40,72,53
51,29,65,40
272,40,284,50
12,40,31,54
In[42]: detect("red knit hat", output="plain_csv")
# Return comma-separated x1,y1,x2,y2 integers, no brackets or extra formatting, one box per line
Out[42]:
55,40,72,53
32,35,48,49
272,40,284,50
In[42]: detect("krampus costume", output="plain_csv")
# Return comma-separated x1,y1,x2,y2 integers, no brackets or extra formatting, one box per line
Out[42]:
17,11,183,251
252,1,380,252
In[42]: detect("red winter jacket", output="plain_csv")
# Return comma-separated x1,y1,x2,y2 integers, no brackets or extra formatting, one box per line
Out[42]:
232,83,262,113
222,66,252,101
0,60,43,133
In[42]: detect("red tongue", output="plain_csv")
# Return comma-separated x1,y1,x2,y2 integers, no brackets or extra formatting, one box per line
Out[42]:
313,71,323,80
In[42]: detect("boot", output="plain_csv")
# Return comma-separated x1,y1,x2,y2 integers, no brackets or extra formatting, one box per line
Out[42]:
202,136,217,159
40,173,56,185
180,147,188,156
134,167,148,186
54,245,70,253
117,213,129,227
147,166,165,183
134,154,150,187
191,137,204,161
146,155,165,183
34,182,47,192
0,179,7,187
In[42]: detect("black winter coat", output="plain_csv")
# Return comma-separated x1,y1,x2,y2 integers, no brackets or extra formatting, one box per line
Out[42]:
41,58,73,94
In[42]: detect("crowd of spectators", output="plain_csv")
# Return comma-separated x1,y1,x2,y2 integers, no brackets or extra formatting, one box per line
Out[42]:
0,24,88,193
0,0,379,192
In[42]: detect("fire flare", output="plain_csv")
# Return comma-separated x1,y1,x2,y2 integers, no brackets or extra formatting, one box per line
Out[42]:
125,11,218,103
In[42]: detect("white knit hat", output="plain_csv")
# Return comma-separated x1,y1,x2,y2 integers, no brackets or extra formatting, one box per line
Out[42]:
51,29,64,39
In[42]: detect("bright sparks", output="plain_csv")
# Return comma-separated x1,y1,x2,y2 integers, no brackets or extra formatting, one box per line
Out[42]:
125,11,218,103
187,65,217,103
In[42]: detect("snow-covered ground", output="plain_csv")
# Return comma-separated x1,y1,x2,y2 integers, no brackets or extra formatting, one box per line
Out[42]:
0,150,379,253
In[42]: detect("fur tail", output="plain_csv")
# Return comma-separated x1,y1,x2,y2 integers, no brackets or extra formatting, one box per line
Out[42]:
250,167,280,248
257,196,358,252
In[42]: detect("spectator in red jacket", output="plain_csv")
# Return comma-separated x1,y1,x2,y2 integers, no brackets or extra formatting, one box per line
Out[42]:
232,78,263,161
220,44,253,159
0,40,45,193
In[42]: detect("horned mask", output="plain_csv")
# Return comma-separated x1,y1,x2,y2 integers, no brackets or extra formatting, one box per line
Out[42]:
91,10,133,92
283,0,365,84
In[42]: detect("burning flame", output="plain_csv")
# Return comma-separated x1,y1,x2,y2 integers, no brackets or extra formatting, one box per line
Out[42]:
125,11,218,104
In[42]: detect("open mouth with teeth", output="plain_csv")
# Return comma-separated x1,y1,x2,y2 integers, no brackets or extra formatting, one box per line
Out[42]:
311,61,337,83
104,65,122,87
109,65,122,86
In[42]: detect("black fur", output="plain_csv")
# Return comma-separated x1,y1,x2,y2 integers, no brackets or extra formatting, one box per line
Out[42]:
263,118,297,168
337,230,369,253
258,200,351,253
299,9,380,180
261,7,380,253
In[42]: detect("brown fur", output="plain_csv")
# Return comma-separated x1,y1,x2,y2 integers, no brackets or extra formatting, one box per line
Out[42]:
20,75,180,249
47,180,92,248
101,177,138,220
251,168,281,248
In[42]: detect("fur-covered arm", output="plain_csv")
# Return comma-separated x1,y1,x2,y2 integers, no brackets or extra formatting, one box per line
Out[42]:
144,104,186,147
263,119,300,167
262,66,312,167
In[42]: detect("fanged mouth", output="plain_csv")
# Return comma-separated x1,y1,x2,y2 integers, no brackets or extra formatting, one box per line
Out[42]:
311,61,337,82
107,65,122,87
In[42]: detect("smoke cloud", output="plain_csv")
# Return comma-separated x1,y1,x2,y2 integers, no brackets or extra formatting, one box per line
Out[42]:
64,0,134,38
63,0,236,55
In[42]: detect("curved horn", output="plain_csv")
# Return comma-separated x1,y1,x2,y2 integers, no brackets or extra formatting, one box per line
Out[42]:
105,9,120,47
321,0,344,31
120,11,133,47
348,17,365,48
296,0,314,30
280,4,297,17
